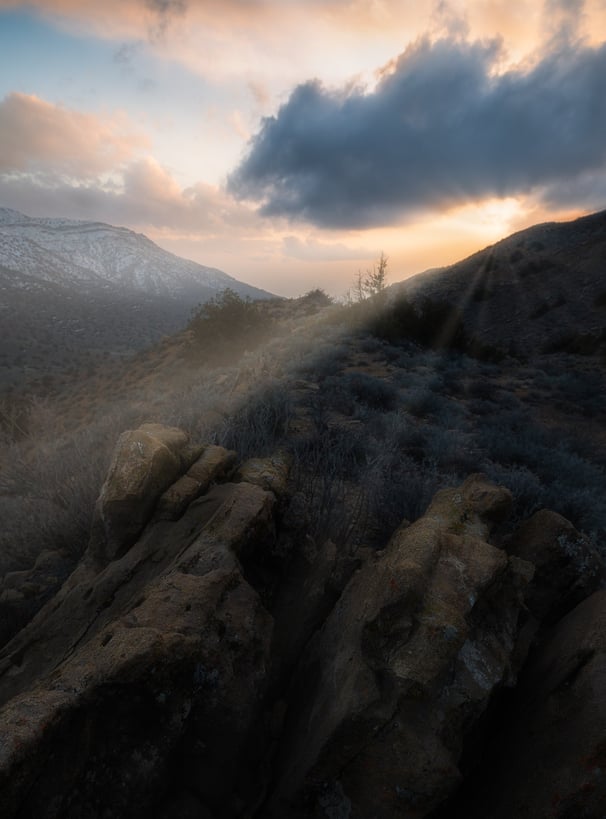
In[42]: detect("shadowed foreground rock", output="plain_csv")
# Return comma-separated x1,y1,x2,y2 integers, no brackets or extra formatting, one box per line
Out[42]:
449,589,606,819
0,425,602,819
506,508,605,623
0,424,276,819
266,476,533,818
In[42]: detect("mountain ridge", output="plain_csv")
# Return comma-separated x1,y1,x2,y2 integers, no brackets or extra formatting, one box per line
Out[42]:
0,207,275,391
0,206,272,299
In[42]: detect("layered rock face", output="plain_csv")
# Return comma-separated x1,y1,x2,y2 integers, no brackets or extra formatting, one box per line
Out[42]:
0,428,275,818
267,477,533,817
0,425,604,819
455,589,606,819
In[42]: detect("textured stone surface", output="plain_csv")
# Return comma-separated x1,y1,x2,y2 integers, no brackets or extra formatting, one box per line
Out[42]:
0,472,275,819
2,444,598,819
506,508,605,622
267,475,531,818
89,423,201,563
154,445,237,521
454,590,606,819
235,451,292,497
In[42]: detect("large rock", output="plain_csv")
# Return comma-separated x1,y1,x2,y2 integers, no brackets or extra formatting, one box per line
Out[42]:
235,451,292,497
506,508,605,622
266,475,532,818
453,590,606,819
0,449,276,818
154,445,237,521
89,423,202,563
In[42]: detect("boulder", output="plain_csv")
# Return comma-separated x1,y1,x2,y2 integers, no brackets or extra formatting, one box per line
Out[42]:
506,509,605,622
451,590,606,819
89,424,201,563
267,475,531,818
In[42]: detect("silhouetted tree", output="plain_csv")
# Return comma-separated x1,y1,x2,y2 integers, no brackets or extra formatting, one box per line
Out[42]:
363,252,388,300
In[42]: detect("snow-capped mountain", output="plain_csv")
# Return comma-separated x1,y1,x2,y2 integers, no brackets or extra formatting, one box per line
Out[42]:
0,207,270,300
0,208,274,391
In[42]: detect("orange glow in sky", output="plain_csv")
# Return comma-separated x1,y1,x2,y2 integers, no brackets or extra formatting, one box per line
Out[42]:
0,0,603,295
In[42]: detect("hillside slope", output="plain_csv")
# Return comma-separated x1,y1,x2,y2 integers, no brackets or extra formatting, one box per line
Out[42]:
396,209,606,356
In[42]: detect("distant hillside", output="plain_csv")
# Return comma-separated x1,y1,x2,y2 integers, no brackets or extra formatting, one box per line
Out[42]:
0,208,275,390
394,209,606,357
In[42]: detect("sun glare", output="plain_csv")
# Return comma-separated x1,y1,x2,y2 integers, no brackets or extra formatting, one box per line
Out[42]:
453,197,526,239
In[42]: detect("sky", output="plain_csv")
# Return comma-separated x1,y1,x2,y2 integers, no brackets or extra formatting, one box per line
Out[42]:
1,0,605,297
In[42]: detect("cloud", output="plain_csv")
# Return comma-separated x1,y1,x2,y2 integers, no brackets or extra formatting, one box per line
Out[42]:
113,41,140,67
0,0,432,90
543,0,586,45
144,0,187,42
0,154,265,236
431,0,470,39
282,235,373,262
228,34,606,228
0,0,187,41
0,89,266,237
538,169,606,211
0,93,149,177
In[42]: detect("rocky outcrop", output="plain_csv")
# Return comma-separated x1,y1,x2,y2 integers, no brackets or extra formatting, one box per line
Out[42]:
266,475,533,818
1,428,603,819
0,424,277,819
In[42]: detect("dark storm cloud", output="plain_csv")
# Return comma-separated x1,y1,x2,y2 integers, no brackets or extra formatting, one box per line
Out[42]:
228,36,606,228
540,170,606,211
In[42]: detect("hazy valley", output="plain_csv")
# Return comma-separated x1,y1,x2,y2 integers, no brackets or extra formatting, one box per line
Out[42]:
0,208,273,391
0,209,605,818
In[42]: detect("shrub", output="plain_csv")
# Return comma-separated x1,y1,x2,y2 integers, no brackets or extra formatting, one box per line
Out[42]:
543,329,606,357
188,288,272,363
366,295,466,350
219,384,292,458
297,289,334,313
340,372,398,411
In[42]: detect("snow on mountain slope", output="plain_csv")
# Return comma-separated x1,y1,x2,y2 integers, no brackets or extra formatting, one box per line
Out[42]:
0,208,271,300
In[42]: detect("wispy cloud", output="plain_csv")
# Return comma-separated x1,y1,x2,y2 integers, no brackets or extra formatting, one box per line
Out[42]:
0,151,265,235
0,93,149,177
144,0,187,42
282,234,373,262
543,0,586,46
